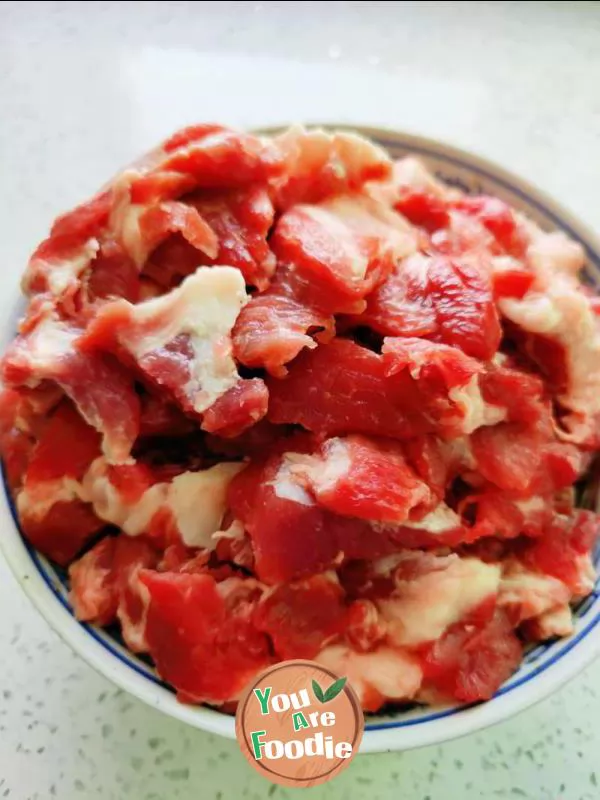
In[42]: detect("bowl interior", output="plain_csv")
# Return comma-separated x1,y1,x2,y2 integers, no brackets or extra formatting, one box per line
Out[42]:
2,127,600,752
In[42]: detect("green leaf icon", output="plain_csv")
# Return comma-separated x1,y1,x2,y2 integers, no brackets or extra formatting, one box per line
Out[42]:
312,679,325,703
312,676,347,703
323,677,347,702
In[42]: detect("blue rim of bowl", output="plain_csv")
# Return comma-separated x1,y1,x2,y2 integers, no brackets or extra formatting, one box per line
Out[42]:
2,127,600,736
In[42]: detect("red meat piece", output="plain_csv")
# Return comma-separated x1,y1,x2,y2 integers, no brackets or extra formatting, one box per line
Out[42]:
267,338,483,441
69,537,118,625
471,422,542,494
232,270,335,377
142,234,202,289
22,501,104,566
214,528,256,573
461,489,554,542
425,253,500,359
138,393,196,438
50,351,140,465
0,427,33,491
87,240,140,304
187,186,276,290
519,510,600,594
82,267,265,436
352,252,436,339
479,360,545,425
129,171,198,205
49,191,112,244
228,452,396,584
228,455,340,583
141,571,271,703
2,316,140,464
0,388,37,490
381,506,468,551
272,126,391,209
297,435,431,523
0,386,57,440
158,542,201,573
227,538,257,574
340,552,450,602
254,574,347,659
267,339,423,440
58,355,139,464
394,190,450,232
23,191,112,296
161,124,226,152
344,598,387,652
106,461,158,504
402,435,449,504
453,196,527,256
200,378,268,438
110,185,220,274
24,400,101,483
421,610,523,702
470,413,582,496
360,253,501,360
511,329,571,398
158,126,284,187
382,336,480,388
69,535,160,651
137,200,219,264
113,536,161,652
17,401,104,565
491,262,535,300
164,549,242,583
270,194,416,314
430,208,497,257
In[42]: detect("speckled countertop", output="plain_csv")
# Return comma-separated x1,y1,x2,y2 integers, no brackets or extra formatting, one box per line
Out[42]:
1,2,600,798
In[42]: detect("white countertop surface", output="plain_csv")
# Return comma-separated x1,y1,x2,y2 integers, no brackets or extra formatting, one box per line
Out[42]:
1,2,600,797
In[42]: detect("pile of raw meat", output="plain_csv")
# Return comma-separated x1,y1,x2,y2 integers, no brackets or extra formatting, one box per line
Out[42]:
1,124,599,712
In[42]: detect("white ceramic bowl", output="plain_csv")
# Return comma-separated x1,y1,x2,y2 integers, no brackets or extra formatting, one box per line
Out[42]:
1,128,600,753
